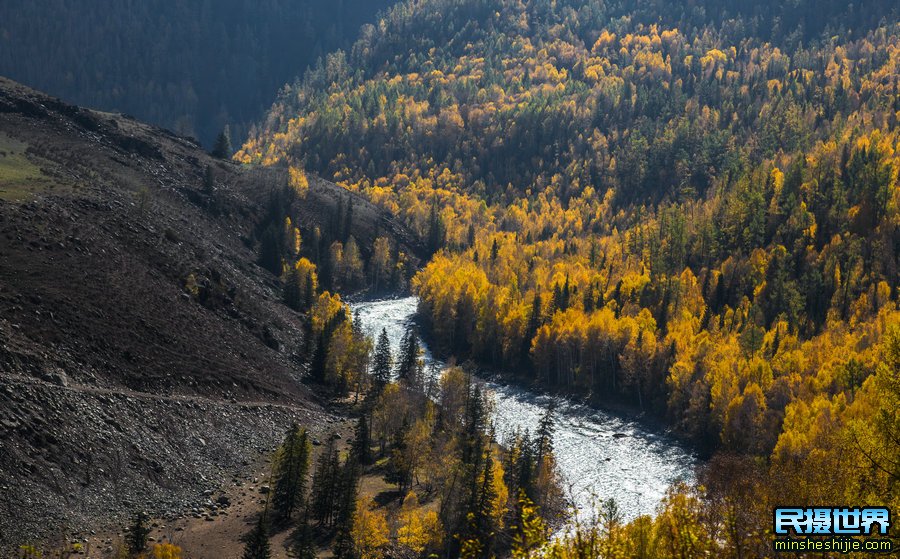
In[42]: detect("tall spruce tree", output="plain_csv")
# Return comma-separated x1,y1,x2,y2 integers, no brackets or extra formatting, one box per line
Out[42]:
470,452,499,557
272,424,312,526
385,417,412,492
535,404,556,468
352,415,372,465
310,437,340,527
258,223,283,276
126,511,150,556
371,328,393,388
283,268,302,311
462,382,487,466
303,272,315,310
397,326,422,387
211,126,233,159
516,431,536,500
309,332,329,384
332,457,361,559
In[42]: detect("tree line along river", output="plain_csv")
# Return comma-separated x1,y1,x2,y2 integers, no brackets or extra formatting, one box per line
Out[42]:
351,297,696,522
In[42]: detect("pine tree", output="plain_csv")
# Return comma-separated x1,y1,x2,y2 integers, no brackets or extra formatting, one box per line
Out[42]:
309,332,329,384
371,328,393,388
283,267,302,311
535,404,555,468
385,417,412,491
310,437,340,527
515,431,536,500
258,223,283,276
582,282,595,313
397,326,422,387
211,126,233,159
126,511,151,556
241,515,272,559
462,452,499,559
318,234,334,291
474,453,499,552
303,272,315,310
462,382,487,467
272,424,312,526
352,415,372,465
332,457,361,559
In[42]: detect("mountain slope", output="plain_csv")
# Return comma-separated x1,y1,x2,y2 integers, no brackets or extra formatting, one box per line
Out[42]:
0,0,398,146
239,2,900,553
0,77,417,551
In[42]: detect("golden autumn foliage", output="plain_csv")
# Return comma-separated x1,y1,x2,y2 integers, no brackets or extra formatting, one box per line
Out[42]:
242,0,900,556
288,165,309,197
396,492,443,553
150,543,184,559
351,498,389,559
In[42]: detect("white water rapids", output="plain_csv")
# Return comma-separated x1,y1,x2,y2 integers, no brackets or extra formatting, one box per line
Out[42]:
351,297,696,521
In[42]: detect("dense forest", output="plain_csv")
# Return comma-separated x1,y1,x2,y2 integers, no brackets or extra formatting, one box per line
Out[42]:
237,0,900,556
252,330,566,559
0,0,395,147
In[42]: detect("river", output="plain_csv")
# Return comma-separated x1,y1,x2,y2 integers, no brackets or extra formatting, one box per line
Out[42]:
351,297,696,521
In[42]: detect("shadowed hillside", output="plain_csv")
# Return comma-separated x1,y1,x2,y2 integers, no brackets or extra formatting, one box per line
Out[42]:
0,77,420,551
0,0,397,146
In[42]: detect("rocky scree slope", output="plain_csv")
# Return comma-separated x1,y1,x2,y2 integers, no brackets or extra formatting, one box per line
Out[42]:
0,77,416,551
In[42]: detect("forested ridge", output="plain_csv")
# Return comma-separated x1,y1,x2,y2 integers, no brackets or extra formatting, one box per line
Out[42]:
237,0,900,556
0,0,395,147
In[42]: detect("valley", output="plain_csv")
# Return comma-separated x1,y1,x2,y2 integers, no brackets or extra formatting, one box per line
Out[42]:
351,297,696,521
1,0,900,557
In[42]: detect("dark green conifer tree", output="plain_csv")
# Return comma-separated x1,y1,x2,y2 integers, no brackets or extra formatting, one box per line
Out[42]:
352,415,372,465
211,126,233,159
470,452,499,557
272,424,311,526
303,272,315,310
332,457,361,559
371,328,393,388
310,437,340,527
283,268,302,311
535,404,556,476
126,511,151,556
309,332,329,384
258,223,283,276
397,326,422,387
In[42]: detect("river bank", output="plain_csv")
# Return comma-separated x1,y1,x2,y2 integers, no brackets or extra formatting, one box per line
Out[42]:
351,297,697,521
